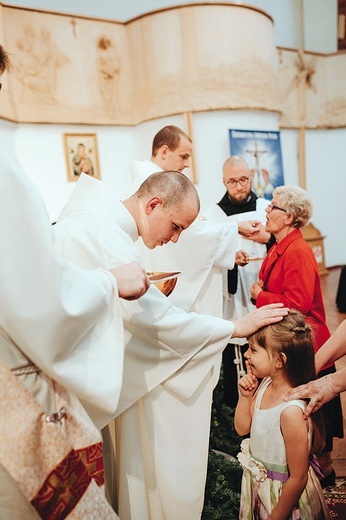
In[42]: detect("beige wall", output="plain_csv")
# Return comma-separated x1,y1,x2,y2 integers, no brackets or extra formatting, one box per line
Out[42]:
1,3,344,129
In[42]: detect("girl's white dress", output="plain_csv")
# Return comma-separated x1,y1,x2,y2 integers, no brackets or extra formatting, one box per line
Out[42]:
237,377,331,519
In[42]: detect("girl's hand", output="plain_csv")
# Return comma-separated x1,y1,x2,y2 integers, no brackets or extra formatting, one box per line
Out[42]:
238,360,258,397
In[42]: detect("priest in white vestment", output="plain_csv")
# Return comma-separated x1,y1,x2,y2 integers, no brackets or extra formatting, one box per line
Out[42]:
0,150,150,519
53,172,287,520
0,43,152,519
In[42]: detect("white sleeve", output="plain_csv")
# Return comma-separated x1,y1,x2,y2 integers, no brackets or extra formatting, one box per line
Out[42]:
212,221,239,269
0,154,122,428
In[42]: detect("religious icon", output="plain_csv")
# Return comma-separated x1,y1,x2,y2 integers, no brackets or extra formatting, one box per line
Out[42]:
229,129,284,200
14,24,69,105
64,133,101,181
246,142,272,199
97,36,121,111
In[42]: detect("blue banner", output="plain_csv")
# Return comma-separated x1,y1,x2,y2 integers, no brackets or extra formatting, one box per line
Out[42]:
229,129,284,200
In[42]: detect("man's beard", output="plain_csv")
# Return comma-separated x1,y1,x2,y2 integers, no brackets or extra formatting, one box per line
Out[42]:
228,192,251,205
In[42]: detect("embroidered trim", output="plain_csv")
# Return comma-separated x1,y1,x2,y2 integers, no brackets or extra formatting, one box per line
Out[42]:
31,442,104,519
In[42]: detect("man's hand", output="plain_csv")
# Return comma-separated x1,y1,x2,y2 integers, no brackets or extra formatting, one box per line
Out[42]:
244,224,271,245
109,261,150,300
235,250,249,266
232,303,289,338
238,220,261,238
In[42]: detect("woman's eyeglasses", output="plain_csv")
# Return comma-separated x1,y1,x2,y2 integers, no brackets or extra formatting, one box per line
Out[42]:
267,203,287,213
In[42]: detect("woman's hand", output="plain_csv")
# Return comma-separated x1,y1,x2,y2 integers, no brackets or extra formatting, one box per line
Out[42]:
250,279,264,300
285,375,339,418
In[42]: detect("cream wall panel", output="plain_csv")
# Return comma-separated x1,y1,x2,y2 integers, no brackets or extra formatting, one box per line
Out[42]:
2,4,345,128
2,4,281,124
125,4,281,121
278,48,346,129
3,6,133,124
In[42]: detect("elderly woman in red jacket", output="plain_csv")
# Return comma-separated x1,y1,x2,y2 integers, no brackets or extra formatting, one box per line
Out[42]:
250,184,343,488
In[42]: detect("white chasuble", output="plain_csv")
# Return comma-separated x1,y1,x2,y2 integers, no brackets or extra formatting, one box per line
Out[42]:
0,152,126,518
54,174,235,520
0,153,124,429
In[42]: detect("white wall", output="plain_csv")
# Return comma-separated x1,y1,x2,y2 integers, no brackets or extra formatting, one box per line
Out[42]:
305,128,346,267
14,124,136,221
303,0,338,53
10,111,345,267
0,118,17,155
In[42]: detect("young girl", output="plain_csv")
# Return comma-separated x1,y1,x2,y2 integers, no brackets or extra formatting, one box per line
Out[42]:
235,310,330,519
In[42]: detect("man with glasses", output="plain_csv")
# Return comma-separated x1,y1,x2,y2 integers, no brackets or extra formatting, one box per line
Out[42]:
204,155,274,407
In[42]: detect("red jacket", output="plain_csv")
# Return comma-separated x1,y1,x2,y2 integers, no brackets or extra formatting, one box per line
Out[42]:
256,229,331,362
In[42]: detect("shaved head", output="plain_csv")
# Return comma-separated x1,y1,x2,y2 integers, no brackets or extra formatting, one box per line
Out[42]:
137,170,200,213
125,171,200,249
223,155,251,176
222,155,252,204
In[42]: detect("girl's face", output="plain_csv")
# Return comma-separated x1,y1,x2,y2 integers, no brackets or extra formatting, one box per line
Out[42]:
244,339,275,378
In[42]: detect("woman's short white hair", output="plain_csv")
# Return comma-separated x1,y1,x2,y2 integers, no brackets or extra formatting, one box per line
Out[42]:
273,185,312,228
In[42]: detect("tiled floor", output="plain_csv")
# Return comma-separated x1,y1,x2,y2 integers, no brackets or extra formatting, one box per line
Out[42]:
320,266,346,477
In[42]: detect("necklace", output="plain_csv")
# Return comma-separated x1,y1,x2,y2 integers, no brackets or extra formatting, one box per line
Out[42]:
263,382,291,409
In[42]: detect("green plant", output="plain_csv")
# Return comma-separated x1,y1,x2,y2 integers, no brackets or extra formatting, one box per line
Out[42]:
202,451,242,520
202,368,246,519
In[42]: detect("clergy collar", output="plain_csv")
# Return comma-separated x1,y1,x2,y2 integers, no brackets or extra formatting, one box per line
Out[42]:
115,200,139,243
57,174,139,244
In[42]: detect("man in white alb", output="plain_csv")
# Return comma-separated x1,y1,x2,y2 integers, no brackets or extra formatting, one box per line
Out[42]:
53,170,287,520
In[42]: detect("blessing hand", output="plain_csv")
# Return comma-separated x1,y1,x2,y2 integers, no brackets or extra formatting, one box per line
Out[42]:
232,303,289,338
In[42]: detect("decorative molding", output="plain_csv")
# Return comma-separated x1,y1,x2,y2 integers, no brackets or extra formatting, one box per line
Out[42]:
0,3,345,129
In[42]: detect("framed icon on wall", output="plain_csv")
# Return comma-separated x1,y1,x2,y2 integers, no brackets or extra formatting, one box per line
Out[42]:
64,133,101,181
